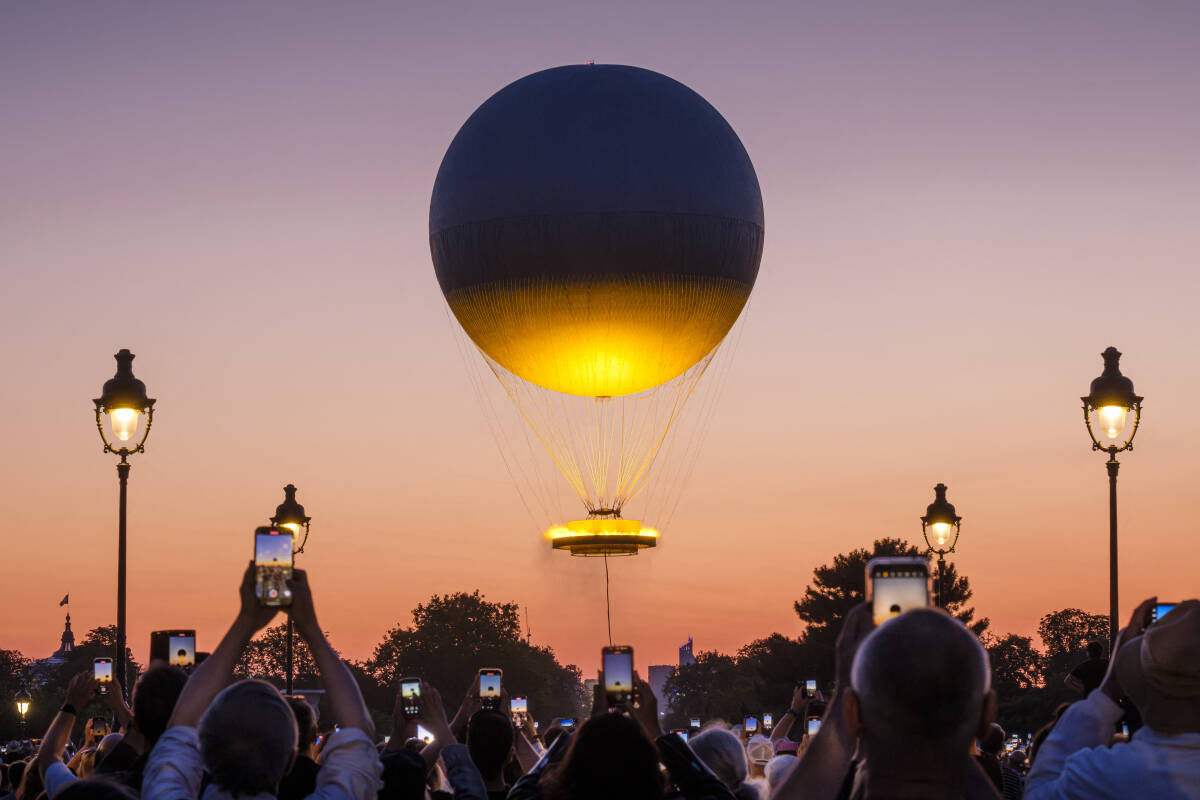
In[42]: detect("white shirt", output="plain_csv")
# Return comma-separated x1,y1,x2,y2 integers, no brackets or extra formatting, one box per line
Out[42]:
1025,690,1200,800
142,725,382,800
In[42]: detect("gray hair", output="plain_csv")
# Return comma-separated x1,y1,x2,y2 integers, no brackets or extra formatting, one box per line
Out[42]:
850,608,990,749
199,679,298,795
688,727,753,795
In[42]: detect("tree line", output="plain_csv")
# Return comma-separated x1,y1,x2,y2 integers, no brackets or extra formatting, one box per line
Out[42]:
1,541,1107,741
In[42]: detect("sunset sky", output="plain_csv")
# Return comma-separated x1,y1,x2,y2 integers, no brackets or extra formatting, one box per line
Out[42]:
4,1,1199,678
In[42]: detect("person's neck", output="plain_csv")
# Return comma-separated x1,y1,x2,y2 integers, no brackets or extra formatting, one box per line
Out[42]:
859,747,972,800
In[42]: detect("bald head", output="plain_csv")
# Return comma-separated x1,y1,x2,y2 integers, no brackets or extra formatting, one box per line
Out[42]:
851,609,991,751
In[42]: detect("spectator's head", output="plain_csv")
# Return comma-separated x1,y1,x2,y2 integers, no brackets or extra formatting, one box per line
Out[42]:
467,710,515,782
199,679,298,796
848,609,994,761
765,754,796,791
544,713,663,800
286,696,319,756
979,722,1005,756
133,666,188,744
1008,750,1027,770
1086,641,1105,660
1117,599,1200,734
688,727,755,799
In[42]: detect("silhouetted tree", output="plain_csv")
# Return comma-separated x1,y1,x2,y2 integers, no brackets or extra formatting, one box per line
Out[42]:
663,651,756,727
234,623,323,687
364,591,584,726
793,538,988,681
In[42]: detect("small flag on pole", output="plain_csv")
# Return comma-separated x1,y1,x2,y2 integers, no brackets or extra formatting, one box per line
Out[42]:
60,594,69,607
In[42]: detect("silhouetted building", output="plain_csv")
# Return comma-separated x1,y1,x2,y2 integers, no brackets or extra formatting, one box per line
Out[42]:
679,636,696,666
45,612,75,666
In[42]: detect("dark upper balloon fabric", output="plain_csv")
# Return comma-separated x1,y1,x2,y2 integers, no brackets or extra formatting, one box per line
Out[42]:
430,64,764,397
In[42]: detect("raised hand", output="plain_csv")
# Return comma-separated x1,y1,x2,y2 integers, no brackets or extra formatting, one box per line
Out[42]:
66,670,98,711
287,569,321,642
238,561,280,633
1101,596,1157,702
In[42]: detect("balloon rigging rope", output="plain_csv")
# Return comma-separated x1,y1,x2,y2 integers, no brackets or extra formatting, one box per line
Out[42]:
604,552,614,646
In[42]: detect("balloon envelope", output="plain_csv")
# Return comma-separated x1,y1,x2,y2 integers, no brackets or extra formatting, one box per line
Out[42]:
431,64,764,398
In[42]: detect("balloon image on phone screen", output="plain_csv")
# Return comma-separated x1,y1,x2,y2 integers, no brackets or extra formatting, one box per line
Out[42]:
744,715,758,733
602,646,634,706
479,669,502,711
168,632,196,669
400,678,421,717
94,658,113,695
867,557,931,626
763,713,773,728
255,527,294,607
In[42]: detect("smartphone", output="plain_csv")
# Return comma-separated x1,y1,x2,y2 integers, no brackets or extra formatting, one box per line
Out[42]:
602,645,635,707
674,729,689,742
806,716,821,736
744,715,759,733
689,717,700,728
400,678,421,717
1121,722,1130,737
254,526,295,607
1151,603,1178,624
168,631,196,670
94,657,113,695
804,678,817,698
416,724,434,743
866,556,931,626
763,713,773,728
511,696,528,716
479,668,502,711
560,718,576,730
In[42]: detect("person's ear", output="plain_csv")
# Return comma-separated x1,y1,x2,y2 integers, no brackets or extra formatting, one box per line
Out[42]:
977,690,997,741
843,688,864,737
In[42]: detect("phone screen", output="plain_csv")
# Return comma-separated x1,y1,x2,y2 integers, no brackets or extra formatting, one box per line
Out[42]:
1152,603,1178,624
763,713,773,727
805,679,817,696
169,633,196,669
479,669,502,710
511,696,528,714
807,717,821,736
400,679,421,716
675,729,688,742
690,717,700,728
869,562,930,625
416,724,433,743
94,658,113,694
255,528,295,607
744,716,758,732
561,718,576,729
603,647,634,705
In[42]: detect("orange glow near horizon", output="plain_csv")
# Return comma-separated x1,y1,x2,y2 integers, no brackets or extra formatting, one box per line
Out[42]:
3,2,1200,679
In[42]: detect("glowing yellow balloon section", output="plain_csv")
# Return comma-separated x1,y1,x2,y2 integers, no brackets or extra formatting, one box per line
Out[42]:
546,519,659,557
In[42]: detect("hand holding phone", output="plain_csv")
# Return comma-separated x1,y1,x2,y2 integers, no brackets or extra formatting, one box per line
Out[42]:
602,646,635,707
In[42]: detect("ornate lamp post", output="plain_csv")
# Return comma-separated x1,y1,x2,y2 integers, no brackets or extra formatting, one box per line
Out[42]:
15,687,31,738
921,483,961,608
270,484,310,694
1082,347,1143,641
94,349,155,697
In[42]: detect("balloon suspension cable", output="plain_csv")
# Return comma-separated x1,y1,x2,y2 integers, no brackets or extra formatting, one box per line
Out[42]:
604,552,614,646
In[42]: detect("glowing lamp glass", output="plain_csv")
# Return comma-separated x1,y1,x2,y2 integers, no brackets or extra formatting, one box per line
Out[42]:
109,407,140,442
1096,405,1128,441
278,521,302,536
16,699,30,715
929,521,953,548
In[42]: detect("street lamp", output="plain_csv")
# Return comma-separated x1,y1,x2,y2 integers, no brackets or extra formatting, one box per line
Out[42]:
15,688,31,738
270,484,310,694
921,483,961,608
94,349,155,699
1082,346,1142,642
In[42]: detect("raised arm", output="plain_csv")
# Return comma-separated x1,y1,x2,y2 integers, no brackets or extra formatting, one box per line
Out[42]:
36,671,97,783
771,685,806,743
167,563,279,728
772,604,874,800
288,569,374,736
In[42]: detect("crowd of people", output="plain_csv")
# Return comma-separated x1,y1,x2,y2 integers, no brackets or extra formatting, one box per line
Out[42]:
3,563,1197,800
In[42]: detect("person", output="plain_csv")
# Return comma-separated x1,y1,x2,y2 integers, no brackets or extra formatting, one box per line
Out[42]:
465,710,514,800
1025,598,1200,800
765,753,796,793
1064,641,1108,696
93,665,189,790
975,723,1005,793
278,697,321,800
745,734,772,784
688,728,759,799
773,604,1001,800
142,564,383,800
1000,751,1025,800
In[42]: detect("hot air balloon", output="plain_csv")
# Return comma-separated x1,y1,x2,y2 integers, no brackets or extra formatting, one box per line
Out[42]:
432,64,763,555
